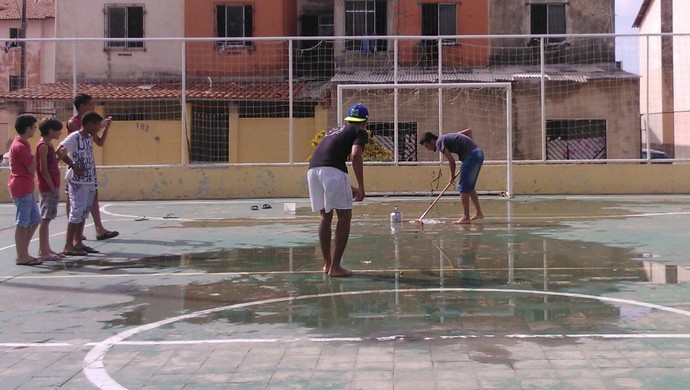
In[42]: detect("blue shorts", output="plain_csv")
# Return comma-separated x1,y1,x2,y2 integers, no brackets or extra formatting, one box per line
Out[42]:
13,193,41,228
458,148,484,193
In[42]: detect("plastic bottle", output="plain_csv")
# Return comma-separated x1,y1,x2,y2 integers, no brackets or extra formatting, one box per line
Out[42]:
390,205,402,223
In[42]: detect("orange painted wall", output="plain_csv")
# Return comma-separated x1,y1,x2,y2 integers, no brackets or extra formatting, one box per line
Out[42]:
282,0,298,37
395,0,490,67
185,0,295,78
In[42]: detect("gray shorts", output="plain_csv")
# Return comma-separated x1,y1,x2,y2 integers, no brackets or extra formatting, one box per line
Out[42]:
39,189,60,220
68,183,96,224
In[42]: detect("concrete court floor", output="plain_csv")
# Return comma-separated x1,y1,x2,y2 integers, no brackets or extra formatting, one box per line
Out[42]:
1,195,690,389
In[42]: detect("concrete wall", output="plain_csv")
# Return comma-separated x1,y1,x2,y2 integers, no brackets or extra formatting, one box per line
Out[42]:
673,3,690,158
3,164,690,201
339,79,640,162
236,118,324,163
0,17,55,154
331,0,490,68
638,0,666,153
185,0,295,79
54,0,184,82
3,102,328,166
489,0,615,65
395,0,490,67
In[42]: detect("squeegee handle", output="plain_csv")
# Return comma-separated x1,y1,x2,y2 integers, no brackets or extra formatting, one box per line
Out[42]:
418,178,455,221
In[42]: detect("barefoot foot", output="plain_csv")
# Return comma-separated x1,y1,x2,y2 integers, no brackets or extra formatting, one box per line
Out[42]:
471,213,484,221
328,266,353,277
452,217,471,224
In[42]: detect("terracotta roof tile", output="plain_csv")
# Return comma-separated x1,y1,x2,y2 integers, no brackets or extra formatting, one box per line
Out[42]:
0,0,54,20
0,82,312,101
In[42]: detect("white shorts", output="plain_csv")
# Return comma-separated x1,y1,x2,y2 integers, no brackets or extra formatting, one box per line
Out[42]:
307,166,353,213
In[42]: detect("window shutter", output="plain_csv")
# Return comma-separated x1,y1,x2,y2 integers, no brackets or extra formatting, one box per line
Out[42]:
108,7,126,39
244,5,253,46
530,4,547,35
421,4,438,36
216,5,226,38
547,4,566,35
375,1,386,35
128,6,144,47
438,4,456,37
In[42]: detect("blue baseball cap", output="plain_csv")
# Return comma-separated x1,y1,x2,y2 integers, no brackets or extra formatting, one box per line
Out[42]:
344,103,369,123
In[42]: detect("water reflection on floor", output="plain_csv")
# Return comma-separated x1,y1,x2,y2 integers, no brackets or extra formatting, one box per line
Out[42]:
6,197,690,389
95,198,690,341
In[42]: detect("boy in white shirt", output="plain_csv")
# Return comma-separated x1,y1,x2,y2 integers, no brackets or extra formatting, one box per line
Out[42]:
57,112,111,255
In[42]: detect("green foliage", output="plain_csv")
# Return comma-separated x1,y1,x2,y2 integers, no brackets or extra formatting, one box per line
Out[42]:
308,129,393,162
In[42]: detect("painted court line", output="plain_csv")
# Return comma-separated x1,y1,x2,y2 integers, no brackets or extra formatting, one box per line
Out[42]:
8,331,690,350
0,343,74,348
0,266,638,280
99,202,690,222
83,288,690,390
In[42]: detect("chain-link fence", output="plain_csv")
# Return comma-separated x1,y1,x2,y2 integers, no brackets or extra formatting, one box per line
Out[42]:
0,33,685,166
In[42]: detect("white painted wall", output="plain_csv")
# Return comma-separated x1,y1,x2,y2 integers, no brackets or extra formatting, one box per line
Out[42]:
0,17,55,154
672,2,690,156
54,0,184,82
637,0,664,147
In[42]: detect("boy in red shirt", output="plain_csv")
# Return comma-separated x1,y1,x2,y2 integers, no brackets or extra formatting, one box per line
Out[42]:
8,114,41,265
36,118,67,261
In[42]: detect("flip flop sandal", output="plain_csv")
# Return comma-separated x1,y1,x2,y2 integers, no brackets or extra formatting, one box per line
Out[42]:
262,204,272,209
163,213,178,219
63,248,87,256
251,205,259,211
40,254,62,262
96,231,119,240
16,258,43,266
135,216,148,221
77,245,100,254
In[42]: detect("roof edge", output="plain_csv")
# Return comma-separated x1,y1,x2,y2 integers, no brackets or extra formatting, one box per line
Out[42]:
632,0,654,28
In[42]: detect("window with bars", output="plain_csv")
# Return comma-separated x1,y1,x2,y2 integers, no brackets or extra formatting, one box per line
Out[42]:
9,75,22,91
546,119,606,160
105,5,144,49
530,3,566,43
421,3,457,44
216,4,253,48
5,28,19,52
345,0,387,52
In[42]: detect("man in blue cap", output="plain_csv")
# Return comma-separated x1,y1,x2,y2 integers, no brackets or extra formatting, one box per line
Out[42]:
307,103,369,277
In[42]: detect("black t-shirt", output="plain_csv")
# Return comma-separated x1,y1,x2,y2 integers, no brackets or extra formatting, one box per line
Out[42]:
309,124,368,173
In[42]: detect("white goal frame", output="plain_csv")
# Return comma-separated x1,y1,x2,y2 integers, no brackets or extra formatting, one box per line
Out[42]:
337,83,514,198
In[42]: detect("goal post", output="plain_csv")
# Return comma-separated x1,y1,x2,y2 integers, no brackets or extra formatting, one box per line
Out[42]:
337,82,513,198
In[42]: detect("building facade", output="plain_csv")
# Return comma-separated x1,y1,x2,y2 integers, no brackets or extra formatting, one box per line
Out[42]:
1,0,641,167
0,0,55,152
634,0,690,158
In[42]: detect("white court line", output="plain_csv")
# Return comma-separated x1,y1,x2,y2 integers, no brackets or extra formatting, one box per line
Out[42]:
0,266,631,280
83,288,690,390
99,201,690,221
0,226,89,252
9,331,690,350
0,217,124,252
100,203,191,221
0,342,73,348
